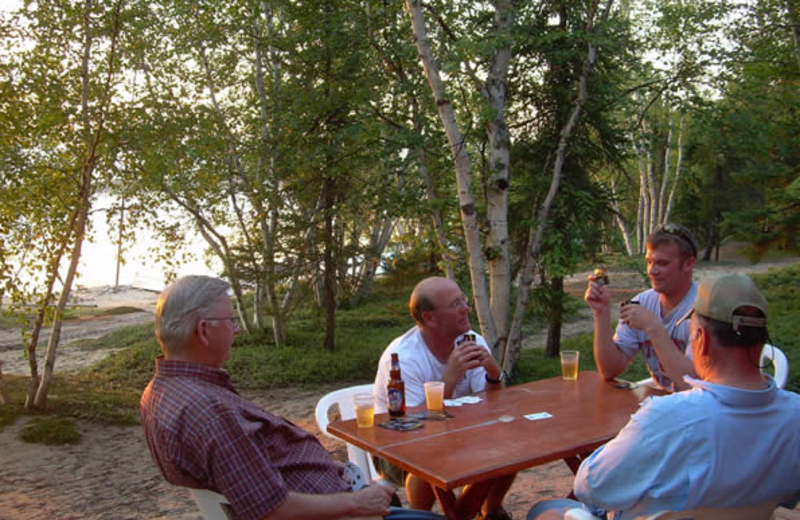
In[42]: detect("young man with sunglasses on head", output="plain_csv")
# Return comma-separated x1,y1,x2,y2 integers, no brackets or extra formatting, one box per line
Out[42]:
585,223,700,391
373,276,513,520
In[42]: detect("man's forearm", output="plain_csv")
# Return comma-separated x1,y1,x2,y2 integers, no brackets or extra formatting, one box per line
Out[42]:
645,325,696,391
263,492,368,520
593,313,629,379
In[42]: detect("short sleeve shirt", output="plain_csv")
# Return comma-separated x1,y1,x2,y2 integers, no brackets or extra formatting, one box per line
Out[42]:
613,283,697,391
373,327,491,414
140,359,350,520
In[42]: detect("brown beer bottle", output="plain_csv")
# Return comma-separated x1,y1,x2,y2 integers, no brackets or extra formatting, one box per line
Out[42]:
387,353,406,417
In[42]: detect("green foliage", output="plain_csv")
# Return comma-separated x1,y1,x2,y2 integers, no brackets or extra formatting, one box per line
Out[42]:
20,417,81,445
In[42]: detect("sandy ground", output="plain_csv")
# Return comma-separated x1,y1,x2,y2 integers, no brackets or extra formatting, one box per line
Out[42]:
0,286,158,375
1,260,797,520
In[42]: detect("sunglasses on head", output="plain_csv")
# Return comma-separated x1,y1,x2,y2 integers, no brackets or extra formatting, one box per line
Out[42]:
656,223,697,257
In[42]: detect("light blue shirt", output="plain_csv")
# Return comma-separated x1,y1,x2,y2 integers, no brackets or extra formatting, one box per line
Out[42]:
574,376,800,520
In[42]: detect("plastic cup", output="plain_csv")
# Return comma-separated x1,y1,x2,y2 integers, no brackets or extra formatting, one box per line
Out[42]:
560,350,580,381
352,394,375,428
424,381,445,412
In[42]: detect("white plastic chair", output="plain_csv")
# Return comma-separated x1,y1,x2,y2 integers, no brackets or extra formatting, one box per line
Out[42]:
564,498,779,519
190,488,233,520
761,344,789,389
635,344,789,390
315,383,381,481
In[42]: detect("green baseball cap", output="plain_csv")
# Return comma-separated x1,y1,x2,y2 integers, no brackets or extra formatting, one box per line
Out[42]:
682,274,768,331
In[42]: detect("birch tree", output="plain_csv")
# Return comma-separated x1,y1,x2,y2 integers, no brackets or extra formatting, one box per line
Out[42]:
0,0,132,408
403,0,515,358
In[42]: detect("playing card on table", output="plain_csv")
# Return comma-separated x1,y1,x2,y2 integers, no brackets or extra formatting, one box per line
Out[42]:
524,412,553,421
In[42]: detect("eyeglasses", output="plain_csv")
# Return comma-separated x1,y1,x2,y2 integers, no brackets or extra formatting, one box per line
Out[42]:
656,223,697,257
445,294,471,310
205,316,240,328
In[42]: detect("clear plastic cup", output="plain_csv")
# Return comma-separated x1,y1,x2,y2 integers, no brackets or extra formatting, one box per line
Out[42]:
560,350,580,381
424,381,445,412
352,394,375,428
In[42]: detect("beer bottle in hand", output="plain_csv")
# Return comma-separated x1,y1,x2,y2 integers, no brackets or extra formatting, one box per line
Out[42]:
387,353,406,417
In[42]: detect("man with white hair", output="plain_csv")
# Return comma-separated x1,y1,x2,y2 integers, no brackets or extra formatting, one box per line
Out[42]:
529,273,800,519
141,275,441,520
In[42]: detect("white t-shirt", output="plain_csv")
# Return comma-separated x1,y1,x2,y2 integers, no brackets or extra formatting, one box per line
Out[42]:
613,283,697,391
373,326,490,414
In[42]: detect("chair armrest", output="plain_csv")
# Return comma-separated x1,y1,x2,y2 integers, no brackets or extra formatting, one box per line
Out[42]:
565,508,603,520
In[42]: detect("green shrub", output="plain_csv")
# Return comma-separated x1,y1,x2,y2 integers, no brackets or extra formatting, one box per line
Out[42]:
20,416,81,445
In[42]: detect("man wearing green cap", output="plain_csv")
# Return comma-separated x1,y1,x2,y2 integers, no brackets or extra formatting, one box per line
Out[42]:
530,273,800,519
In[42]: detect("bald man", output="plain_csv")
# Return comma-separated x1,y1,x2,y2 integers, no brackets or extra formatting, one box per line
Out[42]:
373,277,512,520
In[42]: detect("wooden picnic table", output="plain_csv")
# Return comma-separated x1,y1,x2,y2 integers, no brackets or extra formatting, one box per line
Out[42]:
327,371,665,520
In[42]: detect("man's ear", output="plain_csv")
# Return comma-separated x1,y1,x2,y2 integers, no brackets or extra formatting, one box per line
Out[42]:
682,255,696,273
196,319,211,346
420,310,435,327
695,323,711,356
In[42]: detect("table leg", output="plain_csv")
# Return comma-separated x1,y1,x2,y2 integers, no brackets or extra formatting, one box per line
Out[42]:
431,488,459,520
432,480,494,520
563,452,593,500
563,451,593,475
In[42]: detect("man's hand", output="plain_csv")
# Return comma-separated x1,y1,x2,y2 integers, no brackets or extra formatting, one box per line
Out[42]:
348,483,394,517
442,342,484,389
585,277,610,315
620,304,659,333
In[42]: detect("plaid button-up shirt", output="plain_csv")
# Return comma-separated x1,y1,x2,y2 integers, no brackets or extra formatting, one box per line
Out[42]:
140,358,350,520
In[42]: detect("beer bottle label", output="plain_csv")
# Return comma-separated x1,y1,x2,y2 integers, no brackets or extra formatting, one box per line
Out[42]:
388,388,404,412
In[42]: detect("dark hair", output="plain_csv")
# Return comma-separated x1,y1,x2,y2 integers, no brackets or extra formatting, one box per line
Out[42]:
697,312,768,347
647,223,698,259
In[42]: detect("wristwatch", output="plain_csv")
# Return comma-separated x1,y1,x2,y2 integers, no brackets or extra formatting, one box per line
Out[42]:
486,371,505,384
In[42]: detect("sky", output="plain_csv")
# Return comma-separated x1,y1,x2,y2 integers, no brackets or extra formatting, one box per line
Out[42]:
79,198,218,290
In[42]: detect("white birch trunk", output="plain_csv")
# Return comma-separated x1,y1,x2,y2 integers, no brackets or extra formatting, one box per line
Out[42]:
632,133,647,253
611,178,634,255
35,0,121,407
404,0,497,349
663,115,684,224
354,216,396,302
636,174,644,254
657,117,673,225
646,145,657,235
0,360,6,406
482,0,514,353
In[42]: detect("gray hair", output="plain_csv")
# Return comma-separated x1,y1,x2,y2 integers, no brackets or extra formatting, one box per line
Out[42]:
155,275,231,356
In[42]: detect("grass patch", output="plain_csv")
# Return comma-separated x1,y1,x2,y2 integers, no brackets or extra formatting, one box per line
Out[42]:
98,306,145,316
1,305,143,328
20,416,80,445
